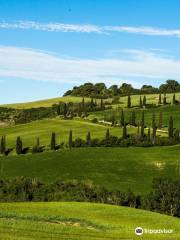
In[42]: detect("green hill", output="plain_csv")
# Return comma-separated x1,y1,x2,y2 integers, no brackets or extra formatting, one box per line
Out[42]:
0,119,143,149
0,202,179,239
1,96,91,109
0,146,179,194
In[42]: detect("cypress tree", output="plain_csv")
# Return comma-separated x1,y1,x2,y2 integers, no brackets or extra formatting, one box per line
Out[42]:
143,95,146,106
0,136,5,155
16,136,22,155
122,123,127,139
158,111,163,129
82,98,85,111
106,128,110,140
111,115,115,126
139,96,142,108
120,109,124,127
131,110,136,126
50,132,56,150
158,93,162,105
90,98,94,109
147,128,151,142
100,99,104,109
57,102,61,115
69,130,73,149
152,112,155,129
172,93,176,105
152,122,157,145
63,103,67,118
86,132,91,146
140,111,145,139
163,94,167,105
174,129,180,141
127,95,131,108
168,116,174,138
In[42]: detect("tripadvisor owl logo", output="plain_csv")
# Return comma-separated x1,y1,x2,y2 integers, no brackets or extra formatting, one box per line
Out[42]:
135,227,143,236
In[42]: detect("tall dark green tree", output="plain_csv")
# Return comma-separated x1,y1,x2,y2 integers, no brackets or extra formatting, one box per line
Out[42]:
127,95,131,108
100,98,104,109
90,98,94,108
50,132,56,150
131,110,136,126
122,123,127,139
147,128,151,142
158,111,163,129
139,96,143,108
163,94,167,105
152,122,157,145
82,97,85,111
174,129,180,141
168,116,174,138
69,130,73,149
63,103,67,118
86,132,91,146
172,93,176,105
57,102,61,115
106,128,110,140
120,109,124,127
111,115,115,126
152,112,155,129
0,136,6,155
158,93,162,105
140,111,145,139
143,95,146,106
16,136,22,155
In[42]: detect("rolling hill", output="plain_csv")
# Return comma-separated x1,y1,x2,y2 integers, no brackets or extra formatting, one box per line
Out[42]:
0,146,179,194
0,202,179,239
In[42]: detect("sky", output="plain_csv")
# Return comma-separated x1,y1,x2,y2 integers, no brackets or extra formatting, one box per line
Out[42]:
0,0,180,103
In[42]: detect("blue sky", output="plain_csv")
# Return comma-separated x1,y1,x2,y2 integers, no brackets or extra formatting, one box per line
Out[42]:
0,0,180,103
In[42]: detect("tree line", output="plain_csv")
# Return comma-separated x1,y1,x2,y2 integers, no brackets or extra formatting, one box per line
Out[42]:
126,93,178,108
0,177,179,218
0,113,178,156
64,80,180,98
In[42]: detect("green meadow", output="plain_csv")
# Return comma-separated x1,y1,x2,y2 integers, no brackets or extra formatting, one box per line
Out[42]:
0,202,179,240
0,119,141,149
0,146,179,194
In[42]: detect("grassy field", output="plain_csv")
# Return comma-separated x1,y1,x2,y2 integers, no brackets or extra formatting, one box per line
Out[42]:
0,146,179,194
0,202,179,239
1,96,91,109
1,93,180,109
0,119,144,149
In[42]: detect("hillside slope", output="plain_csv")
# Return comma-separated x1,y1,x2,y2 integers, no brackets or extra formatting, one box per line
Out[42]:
0,202,179,239
0,146,179,194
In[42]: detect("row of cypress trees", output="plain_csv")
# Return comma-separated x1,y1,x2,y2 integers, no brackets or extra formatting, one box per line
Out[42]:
127,93,178,108
0,112,177,155
119,109,163,129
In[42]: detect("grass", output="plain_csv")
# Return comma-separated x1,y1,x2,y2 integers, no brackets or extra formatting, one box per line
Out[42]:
1,96,91,109
0,202,179,239
0,146,179,194
0,118,143,149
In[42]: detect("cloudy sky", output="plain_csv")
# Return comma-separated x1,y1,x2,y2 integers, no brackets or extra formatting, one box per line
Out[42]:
0,0,180,103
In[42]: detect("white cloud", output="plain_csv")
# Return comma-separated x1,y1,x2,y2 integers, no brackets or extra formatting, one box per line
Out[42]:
0,46,179,87
1,21,180,37
0,21,103,33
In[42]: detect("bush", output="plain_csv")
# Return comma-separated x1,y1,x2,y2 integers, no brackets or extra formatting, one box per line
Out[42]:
91,118,98,123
